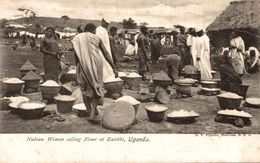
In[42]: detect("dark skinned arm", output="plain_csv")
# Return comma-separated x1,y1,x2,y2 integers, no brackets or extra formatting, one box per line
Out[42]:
99,40,118,77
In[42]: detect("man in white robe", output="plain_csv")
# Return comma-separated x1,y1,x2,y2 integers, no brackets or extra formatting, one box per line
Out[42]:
194,29,212,80
134,32,140,55
187,28,198,66
95,18,115,81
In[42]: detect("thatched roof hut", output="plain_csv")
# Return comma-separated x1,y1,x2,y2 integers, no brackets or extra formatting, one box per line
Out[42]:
207,0,260,50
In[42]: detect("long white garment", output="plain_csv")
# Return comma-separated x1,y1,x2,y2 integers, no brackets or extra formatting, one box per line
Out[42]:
125,44,135,55
134,33,140,55
195,34,212,80
187,35,198,66
247,47,260,67
230,36,245,75
95,26,115,81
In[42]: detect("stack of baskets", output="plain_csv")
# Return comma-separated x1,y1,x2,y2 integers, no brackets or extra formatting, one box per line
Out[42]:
19,60,37,78
21,70,41,93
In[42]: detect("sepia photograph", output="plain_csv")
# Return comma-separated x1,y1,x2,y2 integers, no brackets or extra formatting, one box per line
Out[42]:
0,0,260,162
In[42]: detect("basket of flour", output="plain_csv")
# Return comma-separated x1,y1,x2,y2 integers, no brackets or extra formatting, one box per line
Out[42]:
40,80,60,100
3,78,25,94
125,72,142,91
217,92,243,110
18,101,46,119
54,95,76,113
104,76,124,94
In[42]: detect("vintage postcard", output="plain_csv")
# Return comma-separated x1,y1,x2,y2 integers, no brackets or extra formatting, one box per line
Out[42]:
0,0,260,162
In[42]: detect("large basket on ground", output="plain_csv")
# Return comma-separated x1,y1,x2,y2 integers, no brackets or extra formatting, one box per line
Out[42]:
54,95,76,113
145,104,168,122
217,95,243,110
40,86,60,100
175,83,192,96
3,82,24,94
229,83,249,99
18,101,46,119
104,81,124,94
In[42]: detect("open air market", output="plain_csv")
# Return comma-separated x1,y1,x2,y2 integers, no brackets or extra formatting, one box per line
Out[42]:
0,0,260,133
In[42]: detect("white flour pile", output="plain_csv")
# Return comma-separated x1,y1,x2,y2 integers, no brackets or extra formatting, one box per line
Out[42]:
19,102,45,110
115,96,141,105
118,72,127,77
200,80,217,84
104,76,122,83
217,92,242,99
218,109,252,118
145,104,168,112
41,80,60,87
167,109,199,118
73,103,87,110
201,87,220,92
3,78,24,84
9,96,29,103
246,97,260,105
55,95,76,101
126,72,142,78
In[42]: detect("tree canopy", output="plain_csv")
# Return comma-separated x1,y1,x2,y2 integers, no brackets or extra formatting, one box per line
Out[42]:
121,18,137,29
61,15,70,24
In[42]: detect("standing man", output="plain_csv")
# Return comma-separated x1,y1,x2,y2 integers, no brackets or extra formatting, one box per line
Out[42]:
229,31,246,76
150,33,162,62
177,26,190,68
195,29,212,80
95,18,115,81
137,26,150,81
187,28,197,66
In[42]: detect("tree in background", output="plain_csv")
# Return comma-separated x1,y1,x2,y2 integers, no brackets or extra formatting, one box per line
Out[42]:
139,22,149,26
121,18,137,29
61,15,70,25
17,8,36,23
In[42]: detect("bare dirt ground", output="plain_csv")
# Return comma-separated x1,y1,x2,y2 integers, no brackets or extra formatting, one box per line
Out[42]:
0,40,260,133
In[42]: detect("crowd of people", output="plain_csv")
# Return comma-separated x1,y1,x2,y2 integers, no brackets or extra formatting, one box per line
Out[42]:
38,18,260,122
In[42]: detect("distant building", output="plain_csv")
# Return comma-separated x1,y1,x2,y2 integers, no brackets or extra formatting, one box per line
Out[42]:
207,0,260,50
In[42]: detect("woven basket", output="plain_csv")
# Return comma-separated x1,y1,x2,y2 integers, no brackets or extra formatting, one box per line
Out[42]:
145,109,166,122
22,92,42,101
18,102,46,119
3,83,24,94
217,96,242,110
104,81,124,94
24,80,40,90
20,70,36,78
153,80,171,88
175,83,192,96
55,96,76,113
229,83,249,99
40,86,60,100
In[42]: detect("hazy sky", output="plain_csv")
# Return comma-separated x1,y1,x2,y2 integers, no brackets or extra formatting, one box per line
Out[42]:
1,0,234,28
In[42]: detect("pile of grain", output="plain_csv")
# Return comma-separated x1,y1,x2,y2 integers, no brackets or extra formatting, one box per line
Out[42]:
145,104,168,112
67,69,76,74
73,103,87,110
104,76,122,83
118,72,127,77
54,95,76,101
3,78,24,84
246,97,260,105
115,96,140,105
218,109,252,118
126,72,142,78
167,109,199,118
19,102,45,110
41,80,60,87
217,92,242,99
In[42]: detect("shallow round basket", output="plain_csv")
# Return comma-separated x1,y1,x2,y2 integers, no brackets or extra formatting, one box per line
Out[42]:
3,82,24,94
229,83,249,99
217,96,243,110
153,79,172,88
24,79,40,90
125,77,142,90
145,109,166,122
104,81,124,94
18,101,46,119
55,96,76,113
200,81,218,88
40,86,60,100
175,83,192,96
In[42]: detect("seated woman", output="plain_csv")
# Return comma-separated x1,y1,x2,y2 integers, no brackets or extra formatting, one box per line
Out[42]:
219,51,242,91
246,47,260,73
